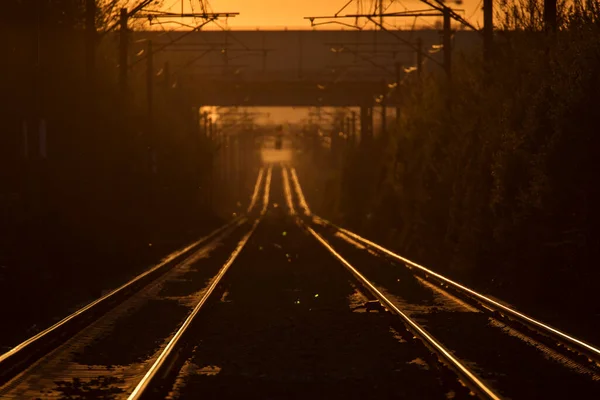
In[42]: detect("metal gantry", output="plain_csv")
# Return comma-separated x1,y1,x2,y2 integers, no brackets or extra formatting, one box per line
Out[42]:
305,5,457,79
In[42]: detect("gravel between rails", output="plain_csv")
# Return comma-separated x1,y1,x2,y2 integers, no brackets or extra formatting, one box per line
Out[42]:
0,219,226,354
0,222,254,399
310,223,600,399
166,167,466,400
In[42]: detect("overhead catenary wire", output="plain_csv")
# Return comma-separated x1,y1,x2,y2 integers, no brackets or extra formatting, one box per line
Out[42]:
307,0,481,33
128,16,225,69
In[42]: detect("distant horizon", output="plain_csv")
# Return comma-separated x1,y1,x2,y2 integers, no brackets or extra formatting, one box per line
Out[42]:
142,25,468,31
144,0,484,32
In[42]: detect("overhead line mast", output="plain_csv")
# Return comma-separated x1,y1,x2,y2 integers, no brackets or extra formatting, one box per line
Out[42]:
304,0,480,78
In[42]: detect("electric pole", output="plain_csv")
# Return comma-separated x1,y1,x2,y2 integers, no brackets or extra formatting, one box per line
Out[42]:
208,115,214,209
380,79,387,139
395,62,401,131
351,110,357,146
416,37,423,79
147,40,154,121
544,0,557,33
203,112,209,137
346,116,352,142
163,61,170,91
147,40,155,175
36,0,45,162
360,105,373,147
483,0,493,66
119,8,129,95
443,6,452,81
85,0,96,90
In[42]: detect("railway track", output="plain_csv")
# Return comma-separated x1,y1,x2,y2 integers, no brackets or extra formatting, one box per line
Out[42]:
127,164,486,399
3,163,599,399
286,164,600,399
0,166,271,399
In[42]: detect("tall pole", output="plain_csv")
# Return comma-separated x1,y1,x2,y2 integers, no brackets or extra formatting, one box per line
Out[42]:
380,79,387,139
119,8,129,95
381,104,387,139
443,6,452,81
85,0,96,89
33,0,44,167
395,62,401,131
346,116,352,140
147,40,154,125
544,0,557,33
483,0,493,65
147,40,155,175
223,33,229,76
416,37,423,80
298,32,303,79
163,61,170,91
36,0,42,123
360,106,372,146
223,133,228,200
208,116,214,209
379,0,384,29
351,110,357,145
203,112,209,136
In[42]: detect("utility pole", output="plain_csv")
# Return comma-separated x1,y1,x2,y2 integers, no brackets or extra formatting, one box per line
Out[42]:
36,0,45,162
346,116,352,141
35,0,42,122
203,112,209,137
147,40,154,125
379,0,384,29
208,116,214,209
163,61,170,91
223,33,229,76
416,37,423,80
85,0,97,89
380,79,387,139
381,105,387,139
544,0,557,33
360,105,373,146
443,6,452,81
223,133,228,199
147,40,156,175
395,62,401,131
483,0,493,66
119,8,129,95
351,110,357,145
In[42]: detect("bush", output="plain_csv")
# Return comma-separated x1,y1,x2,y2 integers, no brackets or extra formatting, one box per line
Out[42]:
335,1,600,309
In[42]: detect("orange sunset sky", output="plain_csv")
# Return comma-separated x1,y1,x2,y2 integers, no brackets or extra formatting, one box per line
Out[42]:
147,0,485,124
152,0,485,30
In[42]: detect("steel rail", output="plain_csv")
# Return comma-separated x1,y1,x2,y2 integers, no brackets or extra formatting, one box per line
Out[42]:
311,216,600,362
261,165,273,216
127,219,261,400
0,217,244,367
128,164,272,399
285,164,600,362
247,166,265,212
289,167,311,216
282,166,296,215
0,167,267,370
303,222,501,400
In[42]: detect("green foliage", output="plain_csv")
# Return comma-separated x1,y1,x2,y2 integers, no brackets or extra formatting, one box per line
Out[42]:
0,0,217,248
338,1,600,290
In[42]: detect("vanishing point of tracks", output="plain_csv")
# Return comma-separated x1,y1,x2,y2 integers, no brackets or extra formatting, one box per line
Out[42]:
1,164,599,399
